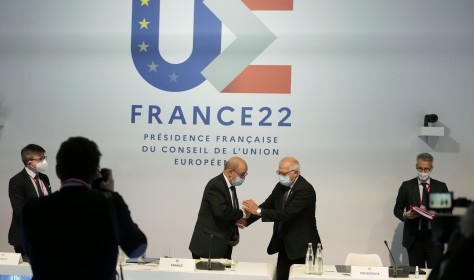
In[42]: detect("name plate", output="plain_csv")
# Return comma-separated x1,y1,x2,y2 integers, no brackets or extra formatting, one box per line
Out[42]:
351,266,389,279
159,258,195,272
0,252,22,265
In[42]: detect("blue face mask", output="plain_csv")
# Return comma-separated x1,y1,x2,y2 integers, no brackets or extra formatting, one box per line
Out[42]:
279,175,292,187
232,176,245,186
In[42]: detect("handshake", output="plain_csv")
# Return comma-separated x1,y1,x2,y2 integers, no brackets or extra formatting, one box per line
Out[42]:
235,199,260,229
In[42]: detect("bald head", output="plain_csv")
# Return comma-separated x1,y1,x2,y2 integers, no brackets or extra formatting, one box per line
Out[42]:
224,157,247,172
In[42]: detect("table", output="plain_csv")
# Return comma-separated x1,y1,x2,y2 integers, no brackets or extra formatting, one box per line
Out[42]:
289,264,431,280
0,261,276,280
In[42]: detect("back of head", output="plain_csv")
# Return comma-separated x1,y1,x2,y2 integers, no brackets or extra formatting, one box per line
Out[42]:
56,137,102,183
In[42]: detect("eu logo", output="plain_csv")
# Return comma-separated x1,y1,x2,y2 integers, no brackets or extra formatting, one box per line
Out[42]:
131,0,293,93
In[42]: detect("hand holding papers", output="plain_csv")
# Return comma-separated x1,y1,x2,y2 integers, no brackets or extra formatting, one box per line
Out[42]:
410,205,438,220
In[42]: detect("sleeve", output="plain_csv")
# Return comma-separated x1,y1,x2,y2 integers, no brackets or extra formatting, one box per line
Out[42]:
246,185,278,226
9,177,27,228
261,186,315,223
205,183,242,221
113,193,148,258
394,182,407,221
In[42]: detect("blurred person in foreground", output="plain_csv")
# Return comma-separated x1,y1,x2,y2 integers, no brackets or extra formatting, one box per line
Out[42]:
243,157,322,280
22,136,147,280
8,144,52,260
428,203,474,280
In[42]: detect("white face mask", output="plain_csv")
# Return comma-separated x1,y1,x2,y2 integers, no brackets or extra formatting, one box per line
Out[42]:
417,171,430,182
35,159,48,173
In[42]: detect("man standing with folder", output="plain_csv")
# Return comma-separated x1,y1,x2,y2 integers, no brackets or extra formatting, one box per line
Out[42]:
394,153,449,269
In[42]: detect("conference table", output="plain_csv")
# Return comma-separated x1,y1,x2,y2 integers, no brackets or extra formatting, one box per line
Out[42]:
289,264,431,280
0,261,432,280
0,261,276,280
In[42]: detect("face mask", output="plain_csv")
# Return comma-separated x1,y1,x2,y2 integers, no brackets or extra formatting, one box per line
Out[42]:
35,159,48,173
279,175,293,187
417,171,430,182
232,176,245,186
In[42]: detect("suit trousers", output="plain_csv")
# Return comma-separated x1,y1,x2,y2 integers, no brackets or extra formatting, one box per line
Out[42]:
276,245,305,280
407,229,444,269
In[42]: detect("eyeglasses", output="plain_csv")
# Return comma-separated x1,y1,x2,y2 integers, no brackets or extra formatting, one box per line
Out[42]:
30,156,47,162
232,169,248,179
276,170,295,176
416,166,432,172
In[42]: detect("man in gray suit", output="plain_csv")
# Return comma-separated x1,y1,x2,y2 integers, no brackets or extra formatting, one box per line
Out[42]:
189,157,249,259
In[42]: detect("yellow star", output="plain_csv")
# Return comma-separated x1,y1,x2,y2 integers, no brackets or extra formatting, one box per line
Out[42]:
141,0,150,6
139,18,150,29
138,41,149,52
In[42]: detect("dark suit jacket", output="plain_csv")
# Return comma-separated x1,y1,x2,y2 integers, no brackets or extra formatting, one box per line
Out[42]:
22,186,147,280
394,177,449,248
8,168,52,247
248,175,322,260
189,173,244,258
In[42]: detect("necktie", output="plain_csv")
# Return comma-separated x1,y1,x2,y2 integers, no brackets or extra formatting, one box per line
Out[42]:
229,186,239,241
35,175,44,197
230,186,238,209
277,186,291,239
281,186,291,208
420,182,428,230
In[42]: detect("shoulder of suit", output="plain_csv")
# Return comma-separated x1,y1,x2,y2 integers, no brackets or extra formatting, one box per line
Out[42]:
429,178,447,186
402,177,418,185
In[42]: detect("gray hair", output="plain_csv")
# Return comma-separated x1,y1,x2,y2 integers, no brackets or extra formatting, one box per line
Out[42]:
280,157,300,172
416,153,434,163
460,204,474,238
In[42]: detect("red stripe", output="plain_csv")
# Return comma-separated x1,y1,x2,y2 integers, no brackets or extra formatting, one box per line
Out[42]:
242,0,294,11
222,65,291,94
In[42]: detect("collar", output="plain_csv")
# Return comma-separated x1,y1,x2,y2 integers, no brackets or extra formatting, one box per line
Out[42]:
223,172,232,188
61,178,91,189
418,178,431,185
25,167,38,178
290,176,299,189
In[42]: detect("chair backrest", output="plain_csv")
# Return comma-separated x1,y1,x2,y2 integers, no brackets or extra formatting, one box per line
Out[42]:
344,253,383,267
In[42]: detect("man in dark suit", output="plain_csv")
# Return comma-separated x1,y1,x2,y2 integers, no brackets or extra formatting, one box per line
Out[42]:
22,136,147,280
189,156,249,260
8,144,52,259
243,157,322,280
394,153,449,269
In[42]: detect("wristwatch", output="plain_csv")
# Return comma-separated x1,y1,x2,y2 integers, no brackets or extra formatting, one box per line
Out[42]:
256,208,262,216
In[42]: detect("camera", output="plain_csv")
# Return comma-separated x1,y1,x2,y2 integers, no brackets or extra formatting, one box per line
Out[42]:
92,168,111,190
428,192,473,244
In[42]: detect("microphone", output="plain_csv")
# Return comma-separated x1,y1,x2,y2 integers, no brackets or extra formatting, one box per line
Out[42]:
207,234,213,269
384,240,409,278
196,233,225,271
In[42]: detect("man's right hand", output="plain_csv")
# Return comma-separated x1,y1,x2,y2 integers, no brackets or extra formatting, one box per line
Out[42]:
404,210,420,220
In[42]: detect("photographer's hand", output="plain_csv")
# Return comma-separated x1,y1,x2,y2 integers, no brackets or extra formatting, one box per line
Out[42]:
99,168,115,191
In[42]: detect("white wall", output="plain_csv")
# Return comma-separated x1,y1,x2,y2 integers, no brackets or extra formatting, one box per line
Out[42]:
1,0,473,266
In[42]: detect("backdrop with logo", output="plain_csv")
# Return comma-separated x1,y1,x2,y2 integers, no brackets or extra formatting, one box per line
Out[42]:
1,0,473,265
